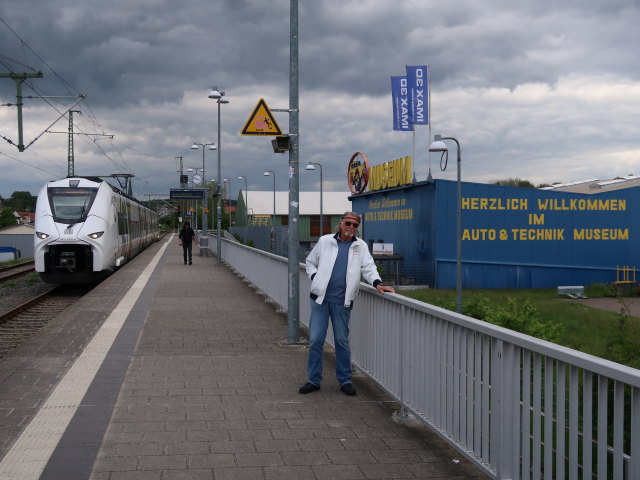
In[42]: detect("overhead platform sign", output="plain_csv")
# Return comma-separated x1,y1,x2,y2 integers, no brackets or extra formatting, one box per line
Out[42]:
170,188,204,200
241,98,283,136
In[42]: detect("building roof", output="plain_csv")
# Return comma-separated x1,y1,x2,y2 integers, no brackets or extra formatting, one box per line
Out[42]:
541,174,640,193
240,191,352,216
15,211,35,223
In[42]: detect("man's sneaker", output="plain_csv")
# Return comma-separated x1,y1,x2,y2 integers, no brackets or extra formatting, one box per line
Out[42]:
299,382,320,394
340,383,357,396
189,261,192,265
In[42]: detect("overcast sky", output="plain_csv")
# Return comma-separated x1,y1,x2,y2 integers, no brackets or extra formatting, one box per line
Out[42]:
1,0,640,202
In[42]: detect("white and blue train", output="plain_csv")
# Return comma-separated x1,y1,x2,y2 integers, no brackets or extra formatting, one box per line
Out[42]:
34,177,159,283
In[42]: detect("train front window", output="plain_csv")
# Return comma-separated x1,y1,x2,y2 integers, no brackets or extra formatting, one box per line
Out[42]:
48,187,98,224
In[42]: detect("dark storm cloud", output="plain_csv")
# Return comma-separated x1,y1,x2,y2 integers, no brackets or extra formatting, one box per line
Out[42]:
1,0,640,199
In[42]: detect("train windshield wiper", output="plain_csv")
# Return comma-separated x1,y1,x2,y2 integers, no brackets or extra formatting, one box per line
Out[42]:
66,196,91,230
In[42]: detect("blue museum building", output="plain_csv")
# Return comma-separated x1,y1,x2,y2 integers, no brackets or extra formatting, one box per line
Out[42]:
349,158,638,289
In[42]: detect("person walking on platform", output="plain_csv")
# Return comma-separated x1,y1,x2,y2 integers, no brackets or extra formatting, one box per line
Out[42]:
299,212,395,396
178,221,199,265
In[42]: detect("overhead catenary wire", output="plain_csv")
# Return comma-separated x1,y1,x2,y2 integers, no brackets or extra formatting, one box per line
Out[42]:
0,150,65,179
0,15,188,199
0,15,161,187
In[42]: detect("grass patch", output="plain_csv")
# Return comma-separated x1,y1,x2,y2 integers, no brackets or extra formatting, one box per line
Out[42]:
398,286,640,368
24,273,41,286
0,257,33,267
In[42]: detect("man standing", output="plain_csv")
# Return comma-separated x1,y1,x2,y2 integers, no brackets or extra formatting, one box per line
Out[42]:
178,221,199,265
300,212,395,396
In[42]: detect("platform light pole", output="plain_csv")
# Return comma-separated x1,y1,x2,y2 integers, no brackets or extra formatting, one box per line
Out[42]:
238,175,249,240
263,170,276,227
223,178,231,226
305,162,324,237
190,142,216,255
429,134,462,313
208,87,229,265
287,0,301,344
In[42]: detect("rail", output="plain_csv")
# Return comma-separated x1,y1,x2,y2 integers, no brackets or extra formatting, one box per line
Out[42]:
219,238,640,479
0,260,36,283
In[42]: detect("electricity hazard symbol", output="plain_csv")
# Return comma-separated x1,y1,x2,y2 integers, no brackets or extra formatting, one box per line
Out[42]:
241,98,283,136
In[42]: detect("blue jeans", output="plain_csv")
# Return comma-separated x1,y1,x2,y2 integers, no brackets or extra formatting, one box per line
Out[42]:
307,299,352,387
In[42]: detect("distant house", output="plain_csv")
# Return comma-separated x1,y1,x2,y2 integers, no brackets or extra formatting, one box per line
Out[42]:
15,211,35,224
234,190,353,240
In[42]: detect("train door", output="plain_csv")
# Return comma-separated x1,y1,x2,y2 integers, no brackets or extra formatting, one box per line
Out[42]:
116,197,129,260
126,202,133,260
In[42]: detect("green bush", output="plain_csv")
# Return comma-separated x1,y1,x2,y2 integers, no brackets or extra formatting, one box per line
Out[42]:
430,294,560,343
586,283,617,297
484,298,561,343
604,286,640,368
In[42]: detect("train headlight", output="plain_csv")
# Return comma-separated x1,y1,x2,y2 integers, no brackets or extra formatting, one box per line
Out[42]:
36,232,50,239
87,231,104,239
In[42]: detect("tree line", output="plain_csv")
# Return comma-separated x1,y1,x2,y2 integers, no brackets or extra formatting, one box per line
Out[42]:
0,191,37,227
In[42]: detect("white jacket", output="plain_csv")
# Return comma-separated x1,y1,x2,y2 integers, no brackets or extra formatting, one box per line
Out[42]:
306,233,381,307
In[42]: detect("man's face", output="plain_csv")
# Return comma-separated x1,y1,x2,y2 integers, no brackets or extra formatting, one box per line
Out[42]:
339,216,360,239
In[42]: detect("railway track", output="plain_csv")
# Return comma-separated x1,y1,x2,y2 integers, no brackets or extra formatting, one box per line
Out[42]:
0,261,36,283
0,285,91,359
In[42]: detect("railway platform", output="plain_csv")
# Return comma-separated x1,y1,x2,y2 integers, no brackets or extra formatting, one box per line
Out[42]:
0,235,487,480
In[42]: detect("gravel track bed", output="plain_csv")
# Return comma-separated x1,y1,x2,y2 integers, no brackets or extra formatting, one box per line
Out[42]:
0,274,57,316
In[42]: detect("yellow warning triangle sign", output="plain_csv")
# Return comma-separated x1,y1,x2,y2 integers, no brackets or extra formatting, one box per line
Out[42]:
241,98,283,136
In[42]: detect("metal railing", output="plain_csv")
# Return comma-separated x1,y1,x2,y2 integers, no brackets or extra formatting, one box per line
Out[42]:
219,238,640,480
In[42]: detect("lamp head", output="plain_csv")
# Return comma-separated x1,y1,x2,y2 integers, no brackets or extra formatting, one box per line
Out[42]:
190,144,199,150
218,93,229,104
208,144,217,150
305,163,316,171
187,168,194,172
263,171,271,177
429,140,448,153
208,88,221,99
237,175,245,180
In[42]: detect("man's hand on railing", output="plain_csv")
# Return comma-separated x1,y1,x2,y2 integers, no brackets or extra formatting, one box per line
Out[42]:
376,284,395,294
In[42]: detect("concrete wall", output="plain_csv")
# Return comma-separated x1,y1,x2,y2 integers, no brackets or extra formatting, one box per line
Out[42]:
0,233,34,258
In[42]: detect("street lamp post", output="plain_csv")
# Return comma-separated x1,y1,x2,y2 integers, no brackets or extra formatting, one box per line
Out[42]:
223,177,231,227
263,170,276,227
429,134,462,313
223,178,230,207
208,87,229,265
305,162,324,237
238,175,249,240
190,142,216,256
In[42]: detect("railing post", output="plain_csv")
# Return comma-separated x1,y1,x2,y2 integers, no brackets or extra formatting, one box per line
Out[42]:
492,339,504,479
631,387,640,480
399,304,405,416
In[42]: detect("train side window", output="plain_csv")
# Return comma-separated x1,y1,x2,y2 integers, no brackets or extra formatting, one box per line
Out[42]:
118,212,128,235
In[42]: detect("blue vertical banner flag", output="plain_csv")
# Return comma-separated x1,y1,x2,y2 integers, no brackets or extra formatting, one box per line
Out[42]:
390,76,413,131
406,65,429,125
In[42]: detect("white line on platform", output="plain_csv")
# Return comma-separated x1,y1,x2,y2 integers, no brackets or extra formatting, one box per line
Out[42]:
0,235,172,480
